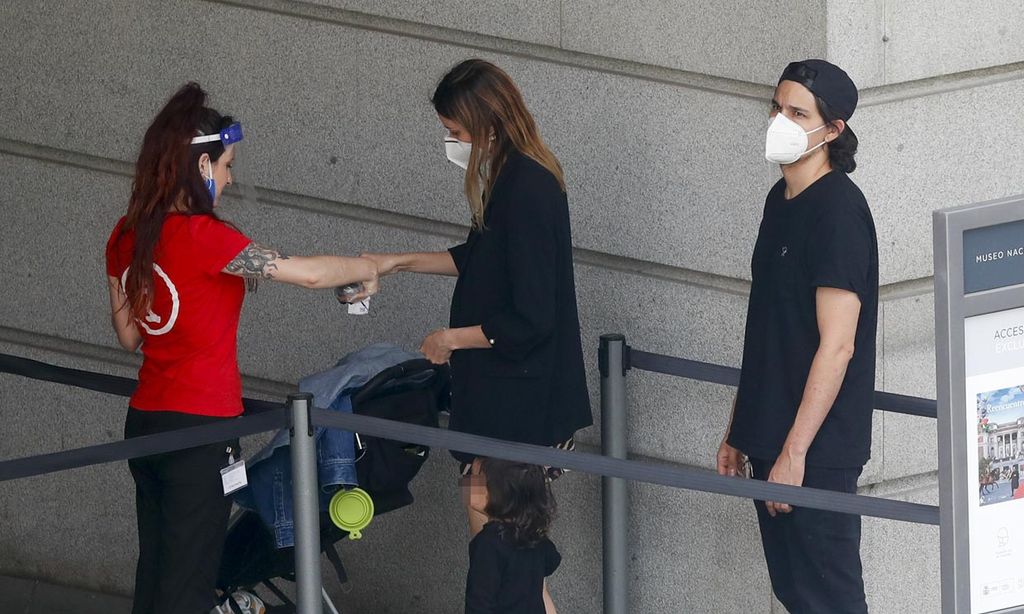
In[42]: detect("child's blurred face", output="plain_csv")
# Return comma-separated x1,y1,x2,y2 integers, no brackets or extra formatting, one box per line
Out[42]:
461,458,488,513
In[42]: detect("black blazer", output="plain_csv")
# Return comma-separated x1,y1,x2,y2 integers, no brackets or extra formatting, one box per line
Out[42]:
447,150,592,458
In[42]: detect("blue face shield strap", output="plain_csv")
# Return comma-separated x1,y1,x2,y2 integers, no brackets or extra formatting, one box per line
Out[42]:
190,122,244,146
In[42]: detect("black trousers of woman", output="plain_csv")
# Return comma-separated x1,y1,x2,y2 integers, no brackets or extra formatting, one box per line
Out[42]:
124,408,237,614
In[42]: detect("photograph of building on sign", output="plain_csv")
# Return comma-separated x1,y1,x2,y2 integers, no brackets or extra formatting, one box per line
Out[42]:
977,385,1024,507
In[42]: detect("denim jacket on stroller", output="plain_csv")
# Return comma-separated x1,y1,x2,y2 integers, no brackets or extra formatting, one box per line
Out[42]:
234,344,419,548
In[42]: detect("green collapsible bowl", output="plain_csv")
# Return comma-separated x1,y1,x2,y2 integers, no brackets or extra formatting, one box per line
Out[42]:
328,488,374,540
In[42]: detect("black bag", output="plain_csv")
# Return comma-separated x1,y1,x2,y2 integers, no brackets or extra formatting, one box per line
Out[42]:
351,359,450,505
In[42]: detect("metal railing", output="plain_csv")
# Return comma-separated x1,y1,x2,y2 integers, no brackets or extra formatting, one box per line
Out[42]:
0,343,940,614
597,334,938,614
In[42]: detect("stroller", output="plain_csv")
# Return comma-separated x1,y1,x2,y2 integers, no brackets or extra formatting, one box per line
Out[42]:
216,359,450,613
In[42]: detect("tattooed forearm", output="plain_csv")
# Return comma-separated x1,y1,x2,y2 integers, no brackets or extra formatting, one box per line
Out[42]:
225,243,291,279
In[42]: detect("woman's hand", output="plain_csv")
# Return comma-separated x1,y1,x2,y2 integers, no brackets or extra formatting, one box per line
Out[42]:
356,257,380,300
360,252,401,277
107,276,143,352
338,257,379,303
420,328,454,364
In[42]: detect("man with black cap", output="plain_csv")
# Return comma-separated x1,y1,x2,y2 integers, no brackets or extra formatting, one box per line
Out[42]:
716,59,878,613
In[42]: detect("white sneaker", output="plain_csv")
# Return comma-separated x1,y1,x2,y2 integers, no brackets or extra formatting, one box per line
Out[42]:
212,590,266,614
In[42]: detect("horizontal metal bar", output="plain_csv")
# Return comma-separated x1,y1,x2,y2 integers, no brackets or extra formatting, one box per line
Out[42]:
629,349,937,418
0,409,288,482
313,409,939,525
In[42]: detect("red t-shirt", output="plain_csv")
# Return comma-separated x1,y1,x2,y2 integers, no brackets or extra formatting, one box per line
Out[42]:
105,214,252,417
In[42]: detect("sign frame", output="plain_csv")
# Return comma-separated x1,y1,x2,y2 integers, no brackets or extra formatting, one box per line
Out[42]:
935,194,1024,614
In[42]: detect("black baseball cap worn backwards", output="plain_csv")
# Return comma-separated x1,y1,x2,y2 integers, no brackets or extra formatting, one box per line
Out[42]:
779,59,859,122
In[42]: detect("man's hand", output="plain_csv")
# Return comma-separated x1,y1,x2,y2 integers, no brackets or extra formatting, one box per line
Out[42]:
420,328,454,364
716,439,746,477
765,448,806,516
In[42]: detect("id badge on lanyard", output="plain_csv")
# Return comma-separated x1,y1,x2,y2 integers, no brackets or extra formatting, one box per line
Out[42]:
220,446,248,496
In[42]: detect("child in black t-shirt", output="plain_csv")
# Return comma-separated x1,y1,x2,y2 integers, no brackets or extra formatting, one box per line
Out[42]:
463,458,561,614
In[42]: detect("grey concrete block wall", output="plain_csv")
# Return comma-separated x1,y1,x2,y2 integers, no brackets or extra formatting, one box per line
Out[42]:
559,0,826,85
854,81,1024,284
829,0,1024,87
2,1,1023,612
310,0,562,46
825,0,887,89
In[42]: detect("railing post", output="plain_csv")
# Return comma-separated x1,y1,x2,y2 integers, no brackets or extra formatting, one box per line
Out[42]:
600,334,629,614
289,392,322,614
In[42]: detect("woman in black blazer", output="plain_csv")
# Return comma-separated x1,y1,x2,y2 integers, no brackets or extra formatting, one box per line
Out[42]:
363,59,592,611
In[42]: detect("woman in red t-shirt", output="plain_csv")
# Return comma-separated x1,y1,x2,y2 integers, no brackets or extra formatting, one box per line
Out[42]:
105,83,377,614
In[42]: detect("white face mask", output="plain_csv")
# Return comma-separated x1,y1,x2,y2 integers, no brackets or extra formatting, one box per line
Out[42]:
444,137,472,170
764,113,827,165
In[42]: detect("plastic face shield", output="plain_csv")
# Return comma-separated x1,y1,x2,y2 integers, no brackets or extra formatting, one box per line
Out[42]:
190,122,244,146
202,130,259,213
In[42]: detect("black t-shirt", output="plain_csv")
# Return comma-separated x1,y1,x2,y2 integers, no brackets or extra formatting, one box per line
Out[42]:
465,522,561,614
728,171,878,468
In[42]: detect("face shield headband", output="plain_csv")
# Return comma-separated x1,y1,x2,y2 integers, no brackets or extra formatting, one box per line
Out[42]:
190,122,244,146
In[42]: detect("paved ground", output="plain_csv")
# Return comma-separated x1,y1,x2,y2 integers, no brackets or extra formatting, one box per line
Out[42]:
0,575,308,613
0,575,132,614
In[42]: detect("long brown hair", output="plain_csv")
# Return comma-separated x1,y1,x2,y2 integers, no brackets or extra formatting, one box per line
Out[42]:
121,82,234,319
432,59,564,229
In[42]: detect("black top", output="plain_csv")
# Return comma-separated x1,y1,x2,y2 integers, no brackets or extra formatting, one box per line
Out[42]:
729,171,878,468
465,522,561,614
447,150,592,460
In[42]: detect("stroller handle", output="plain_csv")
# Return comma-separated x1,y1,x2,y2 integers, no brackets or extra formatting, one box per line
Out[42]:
351,359,441,407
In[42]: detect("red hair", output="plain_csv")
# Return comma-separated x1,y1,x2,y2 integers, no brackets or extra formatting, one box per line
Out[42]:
121,82,233,319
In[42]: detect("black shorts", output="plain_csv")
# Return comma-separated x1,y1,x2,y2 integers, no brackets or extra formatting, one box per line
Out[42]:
458,437,576,481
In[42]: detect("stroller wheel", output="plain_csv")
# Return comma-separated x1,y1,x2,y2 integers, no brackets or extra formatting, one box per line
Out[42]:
213,589,266,614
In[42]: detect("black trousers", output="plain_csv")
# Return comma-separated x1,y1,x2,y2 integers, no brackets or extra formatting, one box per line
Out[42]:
749,458,868,614
125,409,237,614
